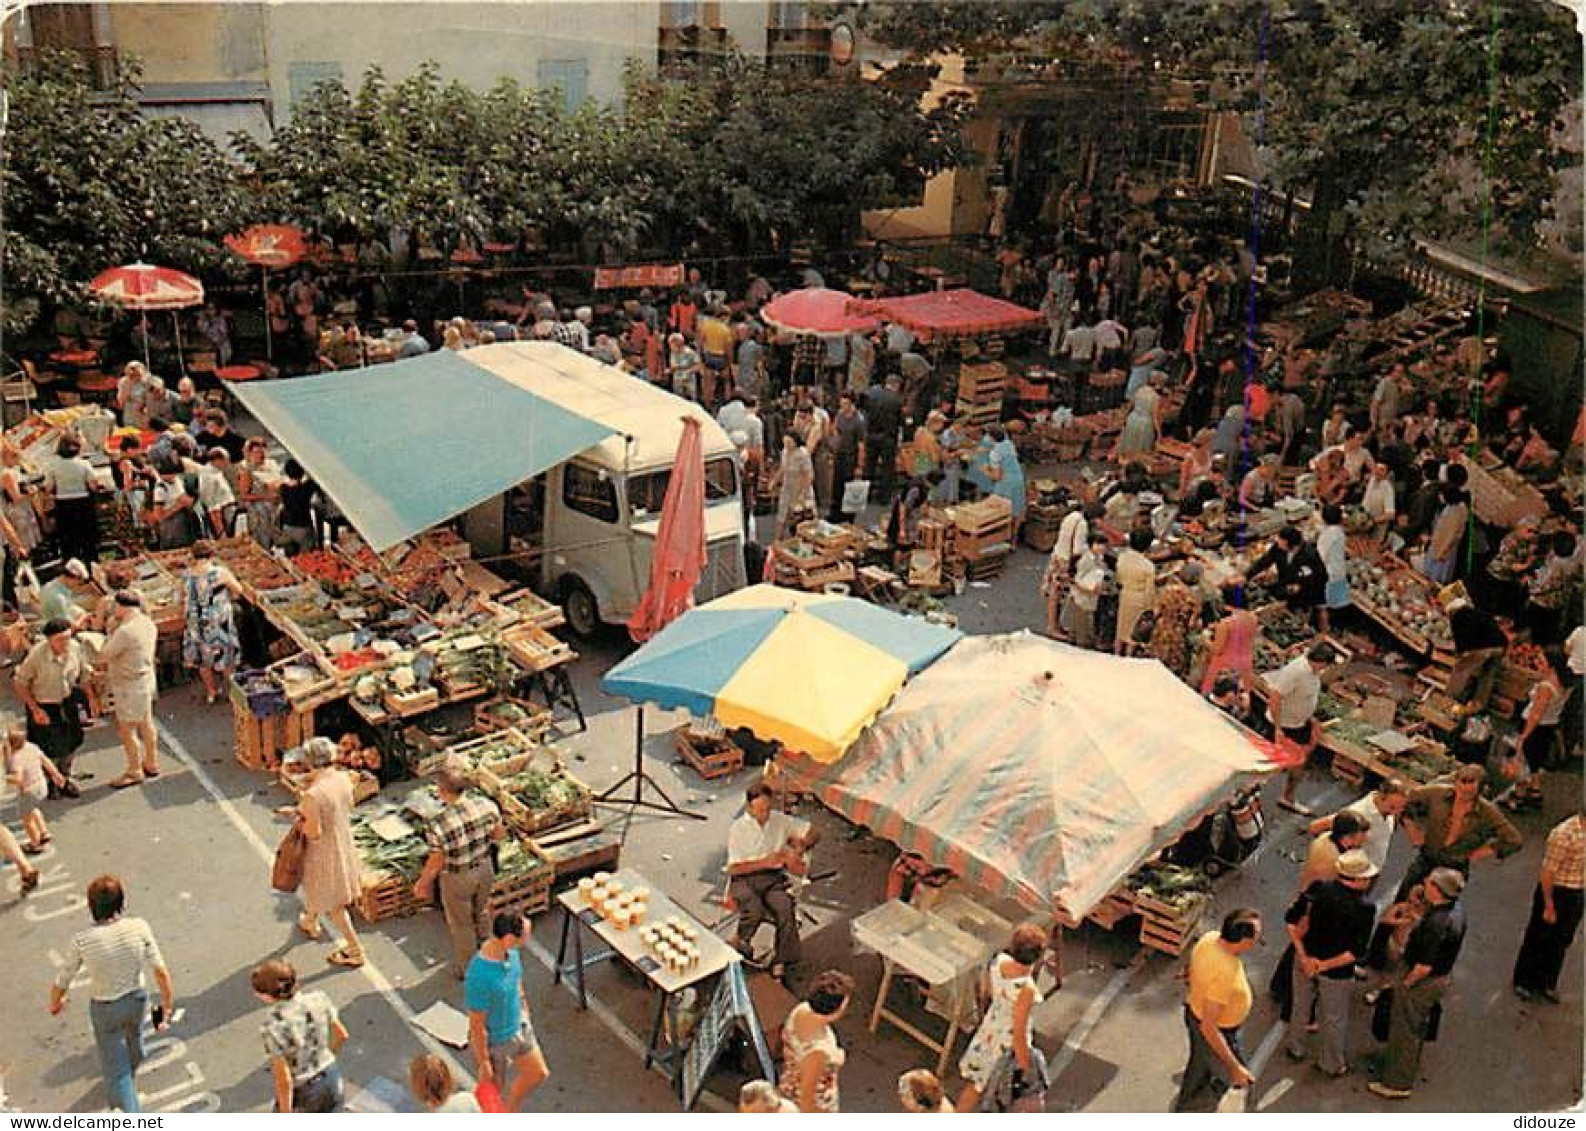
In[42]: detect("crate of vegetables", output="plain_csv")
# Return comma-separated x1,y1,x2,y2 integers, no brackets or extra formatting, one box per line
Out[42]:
420,728,543,778
478,753,593,837
486,836,555,919
1128,862,1213,956
350,806,434,923
474,696,553,740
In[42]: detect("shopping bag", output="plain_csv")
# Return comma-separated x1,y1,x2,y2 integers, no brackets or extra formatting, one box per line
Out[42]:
1215,1086,1250,1113
14,562,40,616
840,478,870,514
474,1079,506,1113
270,823,308,893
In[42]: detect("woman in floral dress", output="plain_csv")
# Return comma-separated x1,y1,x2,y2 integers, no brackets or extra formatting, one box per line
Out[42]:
182,541,243,704
1149,564,1204,679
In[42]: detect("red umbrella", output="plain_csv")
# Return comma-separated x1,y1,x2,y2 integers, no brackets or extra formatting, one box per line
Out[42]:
226,225,309,361
760,287,877,339
628,416,708,642
89,262,205,371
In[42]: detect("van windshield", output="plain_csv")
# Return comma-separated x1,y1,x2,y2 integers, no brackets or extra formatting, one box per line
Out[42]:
627,458,738,517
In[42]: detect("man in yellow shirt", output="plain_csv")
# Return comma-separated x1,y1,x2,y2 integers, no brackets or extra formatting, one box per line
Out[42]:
696,307,736,409
1174,907,1261,1112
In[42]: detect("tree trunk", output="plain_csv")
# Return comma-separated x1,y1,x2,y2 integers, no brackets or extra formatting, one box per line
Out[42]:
1295,172,1349,289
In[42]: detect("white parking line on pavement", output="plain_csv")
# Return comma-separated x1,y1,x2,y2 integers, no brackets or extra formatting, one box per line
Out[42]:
1047,955,1144,1081
1248,1019,1288,1077
154,721,474,1089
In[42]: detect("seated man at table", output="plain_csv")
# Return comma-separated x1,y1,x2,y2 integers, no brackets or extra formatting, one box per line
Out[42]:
727,781,818,981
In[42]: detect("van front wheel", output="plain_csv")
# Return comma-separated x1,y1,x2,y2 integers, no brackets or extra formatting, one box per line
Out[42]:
560,579,600,639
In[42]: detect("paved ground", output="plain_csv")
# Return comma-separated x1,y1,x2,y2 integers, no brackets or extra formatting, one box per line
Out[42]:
2,528,1580,1113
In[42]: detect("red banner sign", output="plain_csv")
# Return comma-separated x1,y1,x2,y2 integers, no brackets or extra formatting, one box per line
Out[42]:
593,263,685,290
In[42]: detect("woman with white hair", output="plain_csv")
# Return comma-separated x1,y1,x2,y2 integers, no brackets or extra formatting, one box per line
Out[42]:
143,376,174,426
116,362,153,430
292,736,364,968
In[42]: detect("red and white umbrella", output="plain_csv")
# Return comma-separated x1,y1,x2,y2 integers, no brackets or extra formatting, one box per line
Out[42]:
89,262,204,311
225,225,309,359
89,263,205,371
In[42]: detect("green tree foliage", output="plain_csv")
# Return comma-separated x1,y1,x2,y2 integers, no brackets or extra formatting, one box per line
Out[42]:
5,49,969,336
833,0,1581,267
1,51,251,337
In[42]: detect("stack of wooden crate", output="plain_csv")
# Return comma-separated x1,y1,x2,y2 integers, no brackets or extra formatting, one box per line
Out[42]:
1021,500,1066,552
955,361,1007,429
945,496,1015,580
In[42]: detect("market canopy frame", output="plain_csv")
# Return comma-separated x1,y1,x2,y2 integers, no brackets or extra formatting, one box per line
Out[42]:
230,346,617,551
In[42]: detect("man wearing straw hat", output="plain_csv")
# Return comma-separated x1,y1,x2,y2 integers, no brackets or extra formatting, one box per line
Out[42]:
1285,848,1378,1077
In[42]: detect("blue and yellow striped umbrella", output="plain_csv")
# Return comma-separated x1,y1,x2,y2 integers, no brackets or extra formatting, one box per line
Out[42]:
601,584,962,761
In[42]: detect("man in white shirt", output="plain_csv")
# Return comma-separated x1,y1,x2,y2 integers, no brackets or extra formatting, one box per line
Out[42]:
1264,641,1337,815
1043,503,1096,635
1360,462,1397,541
1062,322,1098,372
1310,779,1408,891
197,448,237,538
726,781,816,978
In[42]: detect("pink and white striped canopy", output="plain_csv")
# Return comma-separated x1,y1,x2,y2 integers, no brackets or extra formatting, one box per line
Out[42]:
89,263,205,311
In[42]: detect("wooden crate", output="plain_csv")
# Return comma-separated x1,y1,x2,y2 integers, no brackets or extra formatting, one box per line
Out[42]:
1138,893,1210,957
674,727,746,780
281,767,381,806
421,727,546,777
234,709,277,770
1087,891,1138,930
478,757,595,837
486,839,555,919
1329,747,1368,787
944,496,1014,538
355,870,431,924
473,696,553,740
535,825,622,884
502,622,576,673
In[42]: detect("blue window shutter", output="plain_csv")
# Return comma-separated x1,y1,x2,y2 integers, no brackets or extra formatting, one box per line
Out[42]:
288,61,343,106
537,58,588,114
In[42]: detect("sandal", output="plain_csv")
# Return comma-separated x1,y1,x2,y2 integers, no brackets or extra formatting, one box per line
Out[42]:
19,868,39,893
109,774,145,789
297,914,324,940
327,945,365,969
142,765,161,778
22,843,45,856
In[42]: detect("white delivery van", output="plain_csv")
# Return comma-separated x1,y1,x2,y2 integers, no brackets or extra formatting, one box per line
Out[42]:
478,342,747,636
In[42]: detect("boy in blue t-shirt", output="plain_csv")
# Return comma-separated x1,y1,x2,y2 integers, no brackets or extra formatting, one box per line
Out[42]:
463,912,550,1110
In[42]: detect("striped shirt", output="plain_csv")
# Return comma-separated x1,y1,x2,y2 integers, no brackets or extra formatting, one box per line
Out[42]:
55,917,166,1001
1543,815,1585,890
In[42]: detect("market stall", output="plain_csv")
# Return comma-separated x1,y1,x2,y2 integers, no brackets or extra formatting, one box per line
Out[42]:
781,632,1277,921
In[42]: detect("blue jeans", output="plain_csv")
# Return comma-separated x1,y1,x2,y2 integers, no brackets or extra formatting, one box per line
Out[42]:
285,1064,344,1113
90,989,148,1113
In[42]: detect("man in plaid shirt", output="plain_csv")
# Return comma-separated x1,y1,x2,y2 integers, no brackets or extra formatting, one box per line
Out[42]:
1513,810,1585,1004
416,760,504,978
